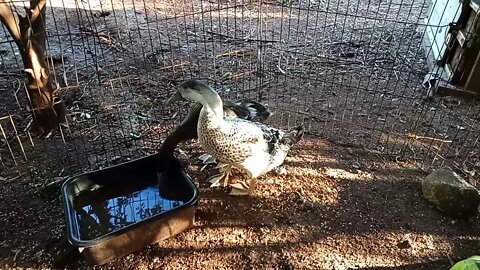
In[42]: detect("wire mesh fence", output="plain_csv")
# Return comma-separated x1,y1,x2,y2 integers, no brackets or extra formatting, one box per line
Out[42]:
0,0,478,185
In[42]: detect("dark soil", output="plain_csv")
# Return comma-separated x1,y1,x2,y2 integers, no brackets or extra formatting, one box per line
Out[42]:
1,137,480,270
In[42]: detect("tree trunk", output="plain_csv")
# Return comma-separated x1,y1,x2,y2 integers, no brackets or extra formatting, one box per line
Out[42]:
0,0,68,136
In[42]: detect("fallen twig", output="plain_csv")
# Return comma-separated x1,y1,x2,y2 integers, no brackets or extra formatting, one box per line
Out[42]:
158,62,190,71
216,49,252,58
406,133,453,143
78,27,126,52
0,174,23,183
206,31,278,44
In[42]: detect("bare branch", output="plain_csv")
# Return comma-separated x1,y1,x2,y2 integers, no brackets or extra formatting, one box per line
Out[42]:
0,0,68,134
0,1,20,42
29,0,47,23
29,0,47,52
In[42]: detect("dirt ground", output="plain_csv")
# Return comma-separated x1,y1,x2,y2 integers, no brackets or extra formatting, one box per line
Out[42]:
0,136,479,270
1,0,480,269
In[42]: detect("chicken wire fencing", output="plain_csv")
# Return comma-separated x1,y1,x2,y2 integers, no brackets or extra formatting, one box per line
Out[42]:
0,0,478,185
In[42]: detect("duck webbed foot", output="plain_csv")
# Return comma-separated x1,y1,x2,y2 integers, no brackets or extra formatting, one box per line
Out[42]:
228,179,257,196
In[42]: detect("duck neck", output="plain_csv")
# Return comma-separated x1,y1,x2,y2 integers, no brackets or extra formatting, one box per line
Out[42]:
198,91,224,124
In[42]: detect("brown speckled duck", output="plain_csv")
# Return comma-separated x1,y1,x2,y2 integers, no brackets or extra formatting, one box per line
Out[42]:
157,86,272,186
166,79,304,196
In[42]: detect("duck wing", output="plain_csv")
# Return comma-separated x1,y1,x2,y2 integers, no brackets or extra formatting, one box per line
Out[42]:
221,119,267,145
257,124,305,175
220,119,283,155
253,123,285,153
220,120,304,177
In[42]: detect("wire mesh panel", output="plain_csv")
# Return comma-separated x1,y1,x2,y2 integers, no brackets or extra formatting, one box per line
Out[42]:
0,0,478,183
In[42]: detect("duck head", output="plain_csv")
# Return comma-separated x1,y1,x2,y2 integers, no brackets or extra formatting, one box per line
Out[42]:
166,79,221,106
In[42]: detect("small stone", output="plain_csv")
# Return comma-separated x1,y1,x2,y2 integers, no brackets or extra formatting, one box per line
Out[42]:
422,167,480,219
304,202,317,211
397,240,411,249
274,167,288,175
296,195,305,205
352,162,361,169
346,148,353,154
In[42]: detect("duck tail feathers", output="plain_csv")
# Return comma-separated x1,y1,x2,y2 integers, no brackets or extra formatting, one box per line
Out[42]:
282,125,305,146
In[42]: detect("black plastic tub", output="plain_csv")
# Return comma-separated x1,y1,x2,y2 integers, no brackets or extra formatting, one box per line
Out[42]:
61,154,198,265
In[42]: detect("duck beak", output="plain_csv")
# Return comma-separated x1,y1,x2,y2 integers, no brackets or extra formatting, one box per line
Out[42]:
166,91,183,105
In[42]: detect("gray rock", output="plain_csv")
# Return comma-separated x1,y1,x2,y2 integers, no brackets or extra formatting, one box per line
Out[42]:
422,167,480,219
352,161,361,169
